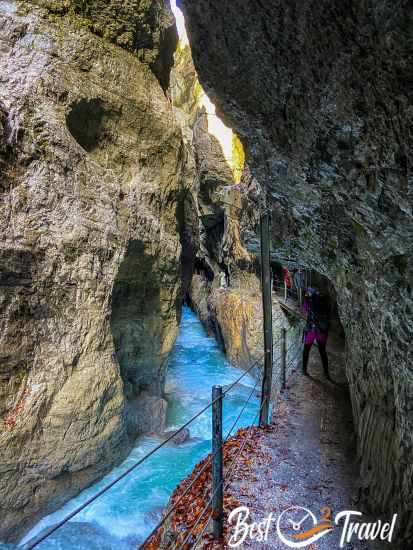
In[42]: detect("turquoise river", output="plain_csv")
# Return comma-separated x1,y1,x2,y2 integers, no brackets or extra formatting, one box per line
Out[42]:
14,306,260,549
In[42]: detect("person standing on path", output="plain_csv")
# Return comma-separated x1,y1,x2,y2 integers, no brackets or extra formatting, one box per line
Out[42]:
302,288,331,380
282,266,293,298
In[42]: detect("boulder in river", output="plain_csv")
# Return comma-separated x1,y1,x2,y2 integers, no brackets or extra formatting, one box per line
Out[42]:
160,428,191,445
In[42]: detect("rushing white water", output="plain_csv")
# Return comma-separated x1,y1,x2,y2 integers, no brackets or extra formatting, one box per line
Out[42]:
14,306,260,549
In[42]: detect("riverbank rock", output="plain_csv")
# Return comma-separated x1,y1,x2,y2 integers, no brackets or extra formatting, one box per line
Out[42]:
169,43,267,367
169,40,303,382
0,1,184,541
160,427,191,445
190,274,303,393
190,275,263,369
181,1,413,544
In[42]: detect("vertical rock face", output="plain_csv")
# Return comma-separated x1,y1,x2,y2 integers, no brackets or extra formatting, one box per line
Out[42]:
169,43,265,365
0,1,184,541
170,42,252,279
182,0,413,543
30,0,178,89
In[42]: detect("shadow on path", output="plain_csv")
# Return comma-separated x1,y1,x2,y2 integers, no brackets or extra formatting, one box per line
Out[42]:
222,330,384,549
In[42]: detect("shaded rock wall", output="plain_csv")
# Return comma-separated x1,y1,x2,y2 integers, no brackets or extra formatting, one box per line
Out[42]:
169,42,303,381
0,0,183,540
27,0,178,89
169,43,265,365
181,0,413,543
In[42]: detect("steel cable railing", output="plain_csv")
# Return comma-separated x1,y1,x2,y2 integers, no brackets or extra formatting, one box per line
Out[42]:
27,354,267,548
24,398,221,550
26,321,303,550
173,328,302,550
221,355,263,397
139,376,261,550
223,378,260,443
139,451,217,549
139,324,303,549
139,377,260,550
138,272,307,549
177,398,266,549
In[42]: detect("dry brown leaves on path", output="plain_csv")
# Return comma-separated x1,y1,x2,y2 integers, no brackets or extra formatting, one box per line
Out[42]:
143,424,275,550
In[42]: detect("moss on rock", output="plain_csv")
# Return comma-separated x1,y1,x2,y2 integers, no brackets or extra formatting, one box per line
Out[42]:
23,0,178,89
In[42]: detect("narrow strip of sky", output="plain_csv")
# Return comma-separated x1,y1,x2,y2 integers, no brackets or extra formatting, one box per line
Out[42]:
170,0,234,168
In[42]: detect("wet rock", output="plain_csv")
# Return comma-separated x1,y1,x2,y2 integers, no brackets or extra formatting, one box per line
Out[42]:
160,427,191,445
180,0,413,544
0,1,183,541
169,42,303,386
169,43,267,367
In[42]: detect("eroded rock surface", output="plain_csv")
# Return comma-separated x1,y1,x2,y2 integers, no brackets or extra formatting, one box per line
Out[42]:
169,43,270,368
0,0,183,540
181,0,413,544
27,0,178,89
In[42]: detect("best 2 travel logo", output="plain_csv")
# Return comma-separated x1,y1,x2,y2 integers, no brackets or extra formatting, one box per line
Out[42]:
227,505,398,548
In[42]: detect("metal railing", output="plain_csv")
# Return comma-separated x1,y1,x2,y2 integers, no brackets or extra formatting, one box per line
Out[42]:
273,282,304,307
141,381,268,550
24,324,302,550
23,355,263,550
140,326,302,549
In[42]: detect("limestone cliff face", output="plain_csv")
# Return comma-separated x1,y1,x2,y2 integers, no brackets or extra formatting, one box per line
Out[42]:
29,0,178,90
182,0,413,543
0,0,184,541
169,43,266,367
169,43,304,385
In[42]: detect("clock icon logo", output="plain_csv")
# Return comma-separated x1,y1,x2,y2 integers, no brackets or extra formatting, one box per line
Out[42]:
276,506,333,548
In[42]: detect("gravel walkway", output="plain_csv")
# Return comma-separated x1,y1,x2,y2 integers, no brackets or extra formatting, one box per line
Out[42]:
204,331,385,549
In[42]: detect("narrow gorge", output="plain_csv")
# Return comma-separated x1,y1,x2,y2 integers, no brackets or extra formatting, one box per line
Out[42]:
0,1,411,549
180,0,413,545
0,0,269,542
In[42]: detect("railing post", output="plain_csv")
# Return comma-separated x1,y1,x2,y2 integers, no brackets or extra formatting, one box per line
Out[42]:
259,213,273,427
212,385,223,540
281,328,287,391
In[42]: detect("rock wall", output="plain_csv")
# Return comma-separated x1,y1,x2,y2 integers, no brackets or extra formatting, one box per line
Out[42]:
0,0,184,541
169,41,303,384
169,42,266,367
28,0,178,90
181,0,413,543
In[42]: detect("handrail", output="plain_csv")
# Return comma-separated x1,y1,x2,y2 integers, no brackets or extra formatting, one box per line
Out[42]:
221,354,264,396
224,378,259,442
25,397,221,549
138,367,262,550
26,355,265,550
139,448,217,548
176,399,266,550
26,328,301,550
172,326,303,550
139,374,261,550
